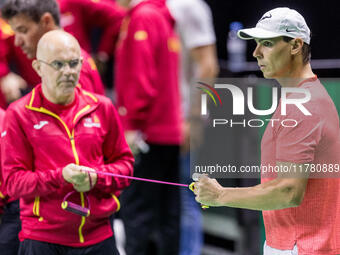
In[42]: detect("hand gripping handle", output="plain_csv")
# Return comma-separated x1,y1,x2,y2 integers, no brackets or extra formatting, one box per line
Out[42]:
189,182,209,209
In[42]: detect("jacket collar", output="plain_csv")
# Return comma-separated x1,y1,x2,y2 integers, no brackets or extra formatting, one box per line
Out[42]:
26,83,99,109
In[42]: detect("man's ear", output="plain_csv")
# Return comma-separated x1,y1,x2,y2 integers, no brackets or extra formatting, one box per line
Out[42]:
40,12,56,30
32,60,42,77
79,56,84,69
290,38,304,56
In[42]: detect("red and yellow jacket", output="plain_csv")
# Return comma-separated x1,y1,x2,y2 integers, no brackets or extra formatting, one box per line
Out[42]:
0,19,13,109
58,0,126,56
115,0,182,145
0,20,11,79
0,108,7,213
1,84,134,246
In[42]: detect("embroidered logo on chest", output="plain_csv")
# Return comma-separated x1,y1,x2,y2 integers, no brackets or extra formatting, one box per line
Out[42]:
34,121,49,130
84,115,101,128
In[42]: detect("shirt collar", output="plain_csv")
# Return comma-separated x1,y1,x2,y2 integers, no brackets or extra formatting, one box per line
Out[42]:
130,0,144,7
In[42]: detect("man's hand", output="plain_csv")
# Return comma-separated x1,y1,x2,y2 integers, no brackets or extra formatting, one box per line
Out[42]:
194,176,224,207
62,163,87,185
73,167,98,192
0,72,27,103
63,164,97,192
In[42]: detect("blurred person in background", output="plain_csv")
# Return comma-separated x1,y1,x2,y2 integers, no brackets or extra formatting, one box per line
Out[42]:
0,107,15,254
115,0,182,254
0,0,105,106
58,0,126,82
0,18,23,255
58,0,125,56
166,0,218,254
0,17,27,107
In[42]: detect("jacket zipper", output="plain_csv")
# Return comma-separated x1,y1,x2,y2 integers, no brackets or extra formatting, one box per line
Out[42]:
26,89,93,243
33,196,43,221
111,194,121,212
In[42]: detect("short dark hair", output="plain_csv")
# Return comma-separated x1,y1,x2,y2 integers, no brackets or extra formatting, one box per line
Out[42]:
1,0,60,26
282,36,311,65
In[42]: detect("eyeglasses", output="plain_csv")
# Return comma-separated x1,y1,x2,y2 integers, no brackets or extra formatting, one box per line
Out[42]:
38,59,81,71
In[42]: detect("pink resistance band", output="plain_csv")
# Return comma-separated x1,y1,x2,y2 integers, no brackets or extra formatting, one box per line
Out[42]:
81,168,189,188
61,169,206,217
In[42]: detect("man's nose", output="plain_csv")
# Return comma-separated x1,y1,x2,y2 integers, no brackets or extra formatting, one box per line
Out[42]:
14,35,24,47
253,44,263,59
62,63,77,74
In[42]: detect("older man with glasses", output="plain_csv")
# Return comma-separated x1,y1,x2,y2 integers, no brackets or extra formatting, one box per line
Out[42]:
1,30,134,255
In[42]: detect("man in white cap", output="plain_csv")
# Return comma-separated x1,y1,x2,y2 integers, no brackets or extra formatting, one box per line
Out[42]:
193,7,340,255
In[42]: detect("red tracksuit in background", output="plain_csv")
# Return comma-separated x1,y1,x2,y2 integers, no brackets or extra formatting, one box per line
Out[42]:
115,1,182,254
115,0,182,144
0,23,10,78
0,107,6,211
0,20,12,108
0,17,105,94
58,0,126,56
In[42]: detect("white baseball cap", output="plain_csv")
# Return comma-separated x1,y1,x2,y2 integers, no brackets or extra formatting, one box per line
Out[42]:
237,7,311,44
